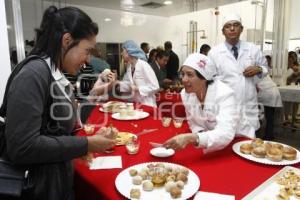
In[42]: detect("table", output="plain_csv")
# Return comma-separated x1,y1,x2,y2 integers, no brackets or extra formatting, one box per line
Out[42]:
74,104,300,200
278,85,300,103
278,85,300,128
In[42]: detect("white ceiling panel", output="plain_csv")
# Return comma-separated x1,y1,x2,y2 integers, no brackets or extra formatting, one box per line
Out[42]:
49,0,248,17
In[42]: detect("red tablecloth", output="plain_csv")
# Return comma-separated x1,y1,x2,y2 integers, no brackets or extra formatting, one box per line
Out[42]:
74,104,300,200
156,91,185,118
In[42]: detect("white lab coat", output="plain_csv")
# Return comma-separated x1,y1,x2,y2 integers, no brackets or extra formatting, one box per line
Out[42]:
181,80,240,153
208,41,268,138
119,59,159,107
257,75,282,107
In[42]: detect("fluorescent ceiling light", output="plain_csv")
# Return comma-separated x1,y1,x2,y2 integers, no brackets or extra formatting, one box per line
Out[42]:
104,18,111,22
164,1,173,5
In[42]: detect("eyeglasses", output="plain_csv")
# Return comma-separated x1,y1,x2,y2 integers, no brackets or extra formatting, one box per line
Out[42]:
223,23,241,30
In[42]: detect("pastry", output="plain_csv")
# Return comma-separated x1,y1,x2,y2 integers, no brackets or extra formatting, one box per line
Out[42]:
130,188,141,199
132,175,143,185
266,148,283,162
170,187,182,199
176,180,185,189
251,138,264,148
142,180,154,191
179,167,189,176
165,181,176,192
240,143,253,154
251,146,267,158
272,143,284,150
129,169,138,177
283,146,297,160
176,173,188,183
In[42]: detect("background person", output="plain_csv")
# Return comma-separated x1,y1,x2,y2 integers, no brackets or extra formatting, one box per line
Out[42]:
208,13,268,139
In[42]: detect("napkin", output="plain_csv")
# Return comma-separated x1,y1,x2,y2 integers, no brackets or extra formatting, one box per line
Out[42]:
89,156,122,170
194,191,235,200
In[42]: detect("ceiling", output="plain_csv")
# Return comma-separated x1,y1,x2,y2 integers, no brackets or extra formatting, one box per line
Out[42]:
52,0,247,17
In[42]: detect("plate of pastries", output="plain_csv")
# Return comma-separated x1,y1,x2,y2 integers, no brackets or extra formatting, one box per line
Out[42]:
243,166,300,200
233,138,300,165
115,162,200,200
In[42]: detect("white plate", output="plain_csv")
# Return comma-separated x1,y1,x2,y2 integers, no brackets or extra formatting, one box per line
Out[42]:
115,162,200,200
232,140,300,165
112,111,149,120
150,147,175,158
242,166,300,200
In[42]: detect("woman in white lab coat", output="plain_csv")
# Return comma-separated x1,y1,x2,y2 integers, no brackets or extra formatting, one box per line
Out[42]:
163,53,239,153
117,40,159,107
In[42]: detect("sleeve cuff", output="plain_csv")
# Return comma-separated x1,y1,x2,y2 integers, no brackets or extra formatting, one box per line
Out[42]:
195,132,209,149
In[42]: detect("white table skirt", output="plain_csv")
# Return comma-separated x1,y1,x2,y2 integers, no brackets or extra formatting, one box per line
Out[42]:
278,85,300,103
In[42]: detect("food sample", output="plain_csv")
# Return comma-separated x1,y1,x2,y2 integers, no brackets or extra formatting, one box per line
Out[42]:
170,187,182,199
251,138,264,148
283,146,297,161
129,163,189,198
129,169,138,177
275,169,300,199
251,146,267,158
130,188,141,199
239,140,298,162
266,148,283,162
132,175,143,185
165,181,176,192
240,143,253,154
142,181,154,191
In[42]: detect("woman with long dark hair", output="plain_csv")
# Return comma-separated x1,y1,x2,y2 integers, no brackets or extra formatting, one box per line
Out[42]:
2,6,115,199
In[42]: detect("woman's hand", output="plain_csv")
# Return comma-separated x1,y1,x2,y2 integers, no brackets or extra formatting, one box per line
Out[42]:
87,134,115,153
96,127,118,139
163,133,199,150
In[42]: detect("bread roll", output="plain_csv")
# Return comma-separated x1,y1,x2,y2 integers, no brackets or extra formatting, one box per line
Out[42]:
283,146,297,160
251,138,264,148
240,143,253,154
251,146,267,158
266,148,283,162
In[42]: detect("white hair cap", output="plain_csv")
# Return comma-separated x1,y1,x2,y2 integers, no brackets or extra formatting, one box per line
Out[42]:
182,53,216,80
222,13,242,27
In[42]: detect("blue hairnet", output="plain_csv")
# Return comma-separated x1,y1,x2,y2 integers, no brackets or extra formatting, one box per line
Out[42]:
122,40,147,61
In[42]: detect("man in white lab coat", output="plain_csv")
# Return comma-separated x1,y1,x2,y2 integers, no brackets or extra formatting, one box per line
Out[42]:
208,14,268,138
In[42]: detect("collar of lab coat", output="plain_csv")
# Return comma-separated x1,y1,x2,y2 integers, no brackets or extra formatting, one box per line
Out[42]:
220,40,250,60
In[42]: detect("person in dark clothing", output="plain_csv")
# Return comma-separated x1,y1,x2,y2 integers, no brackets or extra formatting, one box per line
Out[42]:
148,48,158,64
199,44,211,56
150,50,172,89
2,6,115,200
164,41,179,81
140,42,150,60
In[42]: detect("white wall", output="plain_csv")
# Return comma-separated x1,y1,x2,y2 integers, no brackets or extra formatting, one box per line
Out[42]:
290,0,300,39
7,0,300,65
0,1,12,105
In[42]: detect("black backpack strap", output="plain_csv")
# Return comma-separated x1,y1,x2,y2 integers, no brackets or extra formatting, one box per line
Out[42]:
0,55,48,118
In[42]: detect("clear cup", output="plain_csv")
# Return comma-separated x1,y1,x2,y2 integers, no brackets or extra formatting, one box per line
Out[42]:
125,137,140,154
162,117,172,127
173,118,184,128
119,105,127,118
83,124,95,134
